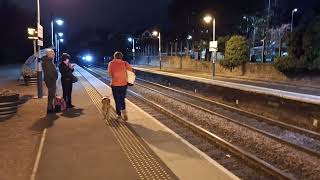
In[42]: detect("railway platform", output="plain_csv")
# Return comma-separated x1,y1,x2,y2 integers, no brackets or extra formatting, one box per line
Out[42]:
134,66,320,105
31,65,239,180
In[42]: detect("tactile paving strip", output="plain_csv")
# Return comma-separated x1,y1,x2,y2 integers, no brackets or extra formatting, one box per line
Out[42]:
75,72,176,180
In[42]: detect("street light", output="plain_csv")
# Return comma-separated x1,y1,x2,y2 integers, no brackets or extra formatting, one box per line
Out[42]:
59,39,64,43
152,30,162,70
203,15,216,76
51,18,65,64
56,19,64,26
203,15,213,24
243,16,249,36
128,37,135,65
187,35,192,40
51,18,64,48
291,8,298,32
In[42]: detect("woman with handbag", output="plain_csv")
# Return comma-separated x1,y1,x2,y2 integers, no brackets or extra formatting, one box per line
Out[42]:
59,53,76,108
108,51,134,121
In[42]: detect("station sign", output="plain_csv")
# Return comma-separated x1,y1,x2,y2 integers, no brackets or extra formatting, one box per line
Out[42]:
37,40,43,47
209,41,218,52
37,24,43,39
37,24,44,47
27,28,38,40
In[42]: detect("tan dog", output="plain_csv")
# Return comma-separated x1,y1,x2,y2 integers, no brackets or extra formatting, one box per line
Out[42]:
101,97,111,120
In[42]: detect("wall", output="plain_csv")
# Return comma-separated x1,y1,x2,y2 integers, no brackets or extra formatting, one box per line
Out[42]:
137,56,213,72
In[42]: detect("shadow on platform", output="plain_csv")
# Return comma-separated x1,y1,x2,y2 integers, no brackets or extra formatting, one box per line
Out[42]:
31,114,59,132
19,95,34,105
61,108,85,118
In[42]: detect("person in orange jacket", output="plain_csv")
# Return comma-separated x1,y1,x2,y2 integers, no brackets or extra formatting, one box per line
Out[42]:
107,51,133,121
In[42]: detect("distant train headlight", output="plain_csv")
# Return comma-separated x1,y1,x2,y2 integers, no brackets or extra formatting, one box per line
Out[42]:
85,55,93,62
82,55,93,62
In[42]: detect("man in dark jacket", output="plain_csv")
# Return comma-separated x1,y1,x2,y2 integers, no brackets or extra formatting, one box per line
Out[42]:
41,49,58,114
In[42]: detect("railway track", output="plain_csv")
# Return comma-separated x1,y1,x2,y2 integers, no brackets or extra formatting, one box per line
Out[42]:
88,65,320,154
82,65,320,179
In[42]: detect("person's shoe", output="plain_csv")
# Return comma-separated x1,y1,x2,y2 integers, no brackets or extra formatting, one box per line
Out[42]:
116,115,122,121
122,110,128,121
67,104,75,108
47,109,56,114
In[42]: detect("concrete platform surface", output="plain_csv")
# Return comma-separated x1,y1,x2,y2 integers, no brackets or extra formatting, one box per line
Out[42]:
35,77,143,180
134,67,320,105
77,65,239,180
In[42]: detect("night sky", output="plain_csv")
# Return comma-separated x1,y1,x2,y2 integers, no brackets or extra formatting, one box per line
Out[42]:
11,0,168,33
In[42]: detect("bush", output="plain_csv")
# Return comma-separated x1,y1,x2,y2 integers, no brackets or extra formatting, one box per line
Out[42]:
274,15,320,74
274,56,295,73
274,56,311,73
219,35,249,70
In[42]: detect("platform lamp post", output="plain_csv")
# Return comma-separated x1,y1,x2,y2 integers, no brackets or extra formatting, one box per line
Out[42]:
57,33,64,62
59,38,64,58
36,0,43,98
128,37,136,65
152,30,162,70
203,15,217,77
291,8,298,32
51,18,64,64
52,18,64,46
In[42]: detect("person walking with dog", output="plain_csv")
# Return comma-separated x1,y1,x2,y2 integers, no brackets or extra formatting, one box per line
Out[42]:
59,53,76,108
108,51,133,121
41,49,58,114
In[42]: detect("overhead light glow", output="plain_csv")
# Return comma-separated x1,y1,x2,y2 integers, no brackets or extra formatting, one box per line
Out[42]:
85,55,93,62
293,8,298,13
152,31,159,36
56,19,64,26
128,37,133,42
58,32,64,37
187,35,192,40
59,39,64,43
203,15,213,23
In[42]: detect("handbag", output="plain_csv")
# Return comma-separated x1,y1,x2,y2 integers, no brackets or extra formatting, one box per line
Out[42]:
72,75,78,83
124,62,136,86
55,96,67,112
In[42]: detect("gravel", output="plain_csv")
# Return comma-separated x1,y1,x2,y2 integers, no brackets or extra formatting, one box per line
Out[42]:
132,85,320,179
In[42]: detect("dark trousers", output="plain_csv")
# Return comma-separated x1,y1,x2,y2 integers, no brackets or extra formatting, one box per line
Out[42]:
61,79,73,106
111,86,127,116
47,84,56,110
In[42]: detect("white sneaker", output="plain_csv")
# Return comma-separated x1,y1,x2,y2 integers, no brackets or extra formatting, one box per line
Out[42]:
122,110,128,121
117,115,122,121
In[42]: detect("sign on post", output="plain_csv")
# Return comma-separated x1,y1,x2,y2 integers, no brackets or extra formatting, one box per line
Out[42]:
27,28,38,40
37,24,43,39
37,40,43,46
209,41,218,52
37,24,43,47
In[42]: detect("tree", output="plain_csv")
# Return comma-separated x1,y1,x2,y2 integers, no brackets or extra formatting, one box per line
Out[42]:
274,15,320,73
217,36,230,55
220,35,249,70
